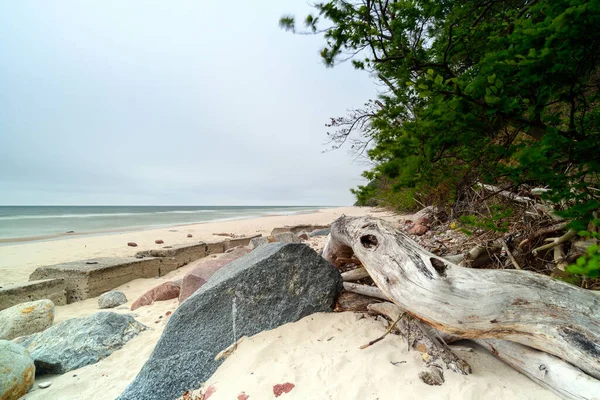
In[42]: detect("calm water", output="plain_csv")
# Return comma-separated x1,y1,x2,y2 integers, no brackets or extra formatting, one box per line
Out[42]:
0,206,325,241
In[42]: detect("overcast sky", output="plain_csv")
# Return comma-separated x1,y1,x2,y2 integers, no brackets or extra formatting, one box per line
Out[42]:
0,1,377,206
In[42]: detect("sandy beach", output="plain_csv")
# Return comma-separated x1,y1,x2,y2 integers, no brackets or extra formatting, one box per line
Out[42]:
4,206,558,400
0,206,389,283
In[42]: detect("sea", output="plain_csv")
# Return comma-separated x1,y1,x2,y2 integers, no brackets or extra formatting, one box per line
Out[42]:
0,206,326,243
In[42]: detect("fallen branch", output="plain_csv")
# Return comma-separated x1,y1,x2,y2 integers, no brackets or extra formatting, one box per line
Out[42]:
368,302,471,375
519,222,569,249
476,183,533,204
532,229,577,256
341,267,370,281
343,282,390,301
323,216,600,380
501,241,521,270
359,311,404,349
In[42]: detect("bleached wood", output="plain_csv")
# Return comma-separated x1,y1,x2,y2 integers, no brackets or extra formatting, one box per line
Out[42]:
343,282,390,301
323,216,600,380
476,182,533,203
341,267,370,281
369,302,600,400
367,302,471,375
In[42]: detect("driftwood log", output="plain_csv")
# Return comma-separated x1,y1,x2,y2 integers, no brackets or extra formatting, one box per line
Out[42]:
323,216,600,388
371,300,600,400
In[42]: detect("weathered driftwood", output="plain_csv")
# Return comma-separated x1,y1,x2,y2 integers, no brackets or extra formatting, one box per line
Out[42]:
343,282,390,301
478,339,600,400
341,267,370,281
323,216,600,380
368,302,471,375
371,301,600,400
335,290,380,312
475,183,533,204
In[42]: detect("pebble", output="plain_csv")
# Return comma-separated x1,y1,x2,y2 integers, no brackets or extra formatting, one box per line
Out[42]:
38,381,52,389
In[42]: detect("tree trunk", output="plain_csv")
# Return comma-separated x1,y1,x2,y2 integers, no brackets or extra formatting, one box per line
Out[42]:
323,216,600,381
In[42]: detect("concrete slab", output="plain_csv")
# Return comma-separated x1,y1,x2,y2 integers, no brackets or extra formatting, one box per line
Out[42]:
29,257,169,303
0,279,66,310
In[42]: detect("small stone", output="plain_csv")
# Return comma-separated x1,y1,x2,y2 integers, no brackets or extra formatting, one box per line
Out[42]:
155,239,164,244
187,234,193,238
127,242,138,247
38,381,52,389
297,232,309,240
98,291,128,309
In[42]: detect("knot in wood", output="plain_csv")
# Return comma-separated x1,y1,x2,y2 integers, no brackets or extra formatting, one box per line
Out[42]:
360,234,379,249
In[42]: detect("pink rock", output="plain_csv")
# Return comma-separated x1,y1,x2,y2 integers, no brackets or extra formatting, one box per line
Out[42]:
415,216,432,226
131,282,181,310
127,242,138,247
237,392,249,400
155,239,164,244
298,233,309,240
179,247,250,303
408,224,429,236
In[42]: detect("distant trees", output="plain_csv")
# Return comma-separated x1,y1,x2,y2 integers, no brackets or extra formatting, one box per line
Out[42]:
280,0,600,226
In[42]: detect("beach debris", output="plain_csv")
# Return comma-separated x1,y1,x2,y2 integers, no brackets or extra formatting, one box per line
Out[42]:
38,381,52,389
215,336,246,361
155,239,164,244
85,261,98,265
0,299,55,340
127,242,138,247
130,281,180,310
237,392,249,400
19,312,147,375
273,383,295,397
98,291,127,309
66,231,75,233
213,232,233,237
419,366,445,386
0,340,35,399
119,243,342,400
187,234,193,238
169,230,178,232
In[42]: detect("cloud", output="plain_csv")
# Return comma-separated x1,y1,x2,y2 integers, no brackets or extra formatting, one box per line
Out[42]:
0,0,377,205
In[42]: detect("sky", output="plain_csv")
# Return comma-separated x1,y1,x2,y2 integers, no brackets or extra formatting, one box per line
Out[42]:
0,1,377,206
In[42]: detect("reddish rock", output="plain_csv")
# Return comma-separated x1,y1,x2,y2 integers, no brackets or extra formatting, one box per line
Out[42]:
187,234,193,238
298,233,309,240
415,216,432,226
127,242,138,247
131,282,181,310
408,224,429,236
204,385,216,399
179,247,250,303
165,311,172,316
237,392,249,400
273,383,295,397
155,239,164,244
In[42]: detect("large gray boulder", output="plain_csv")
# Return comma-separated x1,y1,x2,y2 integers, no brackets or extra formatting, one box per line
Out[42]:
0,340,35,400
119,243,342,400
18,312,147,375
0,299,55,340
98,291,128,309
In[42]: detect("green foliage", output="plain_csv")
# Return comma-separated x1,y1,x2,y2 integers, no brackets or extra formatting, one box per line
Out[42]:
566,220,600,278
281,1,600,223
459,206,513,234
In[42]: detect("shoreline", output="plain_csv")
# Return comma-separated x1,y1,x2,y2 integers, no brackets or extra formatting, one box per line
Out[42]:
0,207,330,245
0,206,392,284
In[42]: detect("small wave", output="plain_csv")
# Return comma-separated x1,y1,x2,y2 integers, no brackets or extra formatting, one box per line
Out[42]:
0,209,216,221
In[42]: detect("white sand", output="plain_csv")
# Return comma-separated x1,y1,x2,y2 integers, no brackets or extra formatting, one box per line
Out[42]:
0,206,392,283
192,312,558,400
10,206,557,399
